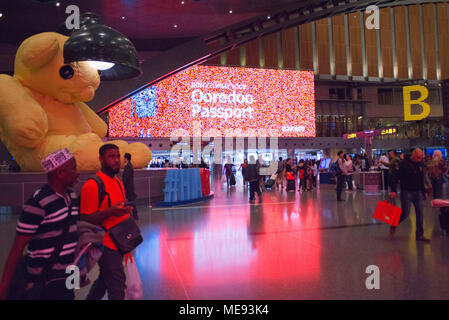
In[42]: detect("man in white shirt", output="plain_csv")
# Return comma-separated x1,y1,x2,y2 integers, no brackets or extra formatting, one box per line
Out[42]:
379,153,389,190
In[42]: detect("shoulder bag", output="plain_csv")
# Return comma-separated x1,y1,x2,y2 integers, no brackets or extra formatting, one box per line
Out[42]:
104,177,143,254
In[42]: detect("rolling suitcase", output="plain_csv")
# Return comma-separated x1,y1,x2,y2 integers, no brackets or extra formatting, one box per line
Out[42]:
286,179,295,191
230,173,236,186
265,179,275,189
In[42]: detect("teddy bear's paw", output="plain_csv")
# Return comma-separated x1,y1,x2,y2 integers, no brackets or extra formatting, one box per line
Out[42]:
69,133,103,172
126,142,152,169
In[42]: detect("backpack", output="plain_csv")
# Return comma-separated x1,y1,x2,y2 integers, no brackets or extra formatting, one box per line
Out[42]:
87,175,125,211
331,161,342,176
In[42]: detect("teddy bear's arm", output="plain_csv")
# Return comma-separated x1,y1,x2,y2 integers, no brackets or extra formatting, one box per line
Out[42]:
0,75,48,147
77,102,108,138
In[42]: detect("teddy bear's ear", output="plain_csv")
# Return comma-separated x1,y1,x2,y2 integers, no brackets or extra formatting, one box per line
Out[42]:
19,33,60,70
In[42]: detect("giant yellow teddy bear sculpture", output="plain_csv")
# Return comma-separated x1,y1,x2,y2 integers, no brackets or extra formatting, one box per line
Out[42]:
0,32,151,171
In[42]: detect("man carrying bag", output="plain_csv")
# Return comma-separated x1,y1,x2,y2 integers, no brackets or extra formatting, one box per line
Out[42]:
80,144,142,300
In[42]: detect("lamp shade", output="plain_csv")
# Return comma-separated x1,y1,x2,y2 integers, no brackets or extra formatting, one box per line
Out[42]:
63,13,142,80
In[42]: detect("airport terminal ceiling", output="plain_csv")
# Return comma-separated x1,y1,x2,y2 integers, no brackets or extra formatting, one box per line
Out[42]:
3,0,449,113
0,0,311,50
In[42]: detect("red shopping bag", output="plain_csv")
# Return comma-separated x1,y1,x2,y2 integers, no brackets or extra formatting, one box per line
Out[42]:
373,200,401,226
286,172,295,180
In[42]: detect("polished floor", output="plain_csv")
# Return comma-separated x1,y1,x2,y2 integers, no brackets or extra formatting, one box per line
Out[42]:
2,176,449,300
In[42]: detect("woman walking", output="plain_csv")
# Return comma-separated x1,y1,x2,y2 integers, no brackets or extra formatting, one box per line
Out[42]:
426,150,448,199
344,154,355,191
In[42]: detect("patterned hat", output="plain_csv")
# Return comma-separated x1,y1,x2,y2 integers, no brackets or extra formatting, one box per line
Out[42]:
41,148,74,173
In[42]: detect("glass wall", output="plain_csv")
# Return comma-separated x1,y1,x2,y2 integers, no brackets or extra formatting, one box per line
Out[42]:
315,100,365,137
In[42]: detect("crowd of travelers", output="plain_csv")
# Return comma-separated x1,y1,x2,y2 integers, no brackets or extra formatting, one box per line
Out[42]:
1,146,448,300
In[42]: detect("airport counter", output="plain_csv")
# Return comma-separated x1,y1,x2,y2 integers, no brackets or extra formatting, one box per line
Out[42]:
353,170,384,192
318,170,385,192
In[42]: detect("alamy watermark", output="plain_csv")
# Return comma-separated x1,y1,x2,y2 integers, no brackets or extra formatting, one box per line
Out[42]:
365,265,380,290
365,5,380,30
65,5,80,30
168,124,280,176
65,265,80,290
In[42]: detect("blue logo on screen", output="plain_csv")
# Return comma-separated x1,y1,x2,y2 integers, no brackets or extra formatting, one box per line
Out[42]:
131,86,158,118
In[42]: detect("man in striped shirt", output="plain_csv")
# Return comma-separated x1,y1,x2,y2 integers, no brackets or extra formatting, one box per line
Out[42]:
0,149,80,300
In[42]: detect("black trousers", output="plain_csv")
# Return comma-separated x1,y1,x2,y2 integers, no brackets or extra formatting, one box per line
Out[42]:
8,257,74,300
42,279,75,300
86,247,125,300
382,169,389,190
336,175,345,200
249,180,261,200
346,175,353,190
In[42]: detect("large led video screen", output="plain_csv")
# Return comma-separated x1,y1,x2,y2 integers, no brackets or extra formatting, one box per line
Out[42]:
108,65,315,137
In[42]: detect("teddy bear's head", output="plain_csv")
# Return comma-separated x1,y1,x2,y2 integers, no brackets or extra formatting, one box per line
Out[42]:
14,32,100,104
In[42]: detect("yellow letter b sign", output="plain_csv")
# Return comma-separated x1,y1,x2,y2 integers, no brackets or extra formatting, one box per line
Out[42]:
403,85,430,121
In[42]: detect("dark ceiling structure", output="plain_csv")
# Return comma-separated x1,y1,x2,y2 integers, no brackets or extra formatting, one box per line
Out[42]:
1,0,448,113
0,0,306,51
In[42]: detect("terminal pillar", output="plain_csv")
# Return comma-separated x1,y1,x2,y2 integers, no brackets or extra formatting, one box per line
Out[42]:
364,135,373,168
441,79,449,152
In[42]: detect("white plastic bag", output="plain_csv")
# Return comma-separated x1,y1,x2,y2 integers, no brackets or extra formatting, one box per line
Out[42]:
124,254,143,300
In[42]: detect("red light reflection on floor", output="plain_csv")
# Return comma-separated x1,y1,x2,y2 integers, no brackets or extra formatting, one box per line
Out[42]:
156,199,321,288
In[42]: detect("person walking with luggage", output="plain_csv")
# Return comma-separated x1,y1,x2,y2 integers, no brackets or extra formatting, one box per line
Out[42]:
275,157,286,190
0,149,80,300
123,153,138,220
80,144,134,300
247,155,262,202
224,157,235,188
389,148,431,242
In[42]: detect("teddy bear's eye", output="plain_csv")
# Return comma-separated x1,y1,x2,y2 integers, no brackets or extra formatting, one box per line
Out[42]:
59,65,74,80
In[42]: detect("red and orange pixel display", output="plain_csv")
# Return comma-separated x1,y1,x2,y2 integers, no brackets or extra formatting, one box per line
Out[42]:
108,65,315,137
